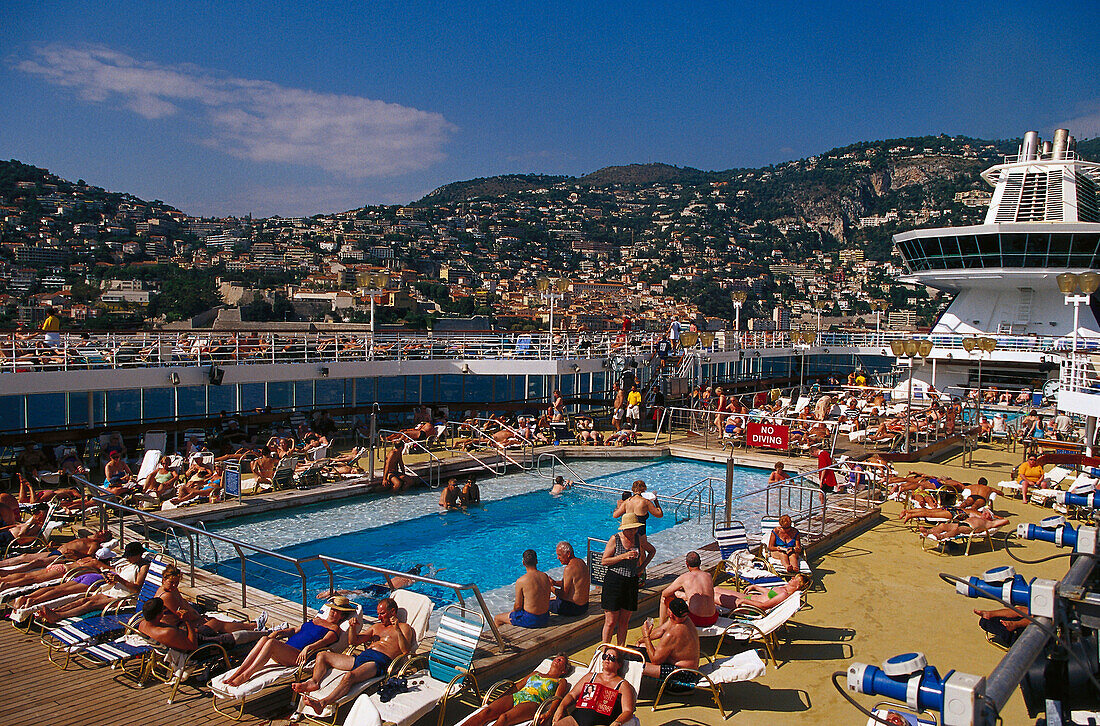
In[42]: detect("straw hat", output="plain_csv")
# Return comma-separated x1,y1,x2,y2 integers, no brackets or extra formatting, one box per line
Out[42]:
326,595,357,612
619,513,644,531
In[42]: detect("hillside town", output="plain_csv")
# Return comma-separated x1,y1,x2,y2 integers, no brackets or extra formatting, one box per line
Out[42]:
0,134,1012,333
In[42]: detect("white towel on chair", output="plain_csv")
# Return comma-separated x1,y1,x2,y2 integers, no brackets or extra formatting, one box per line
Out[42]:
344,695,383,726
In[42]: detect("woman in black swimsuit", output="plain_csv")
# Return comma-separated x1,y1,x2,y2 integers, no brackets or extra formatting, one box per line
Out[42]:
551,645,637,726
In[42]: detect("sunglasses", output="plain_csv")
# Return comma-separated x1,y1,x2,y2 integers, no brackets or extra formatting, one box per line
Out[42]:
602,653,618,662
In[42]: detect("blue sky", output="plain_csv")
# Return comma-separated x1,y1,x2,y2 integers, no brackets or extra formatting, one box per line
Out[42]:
2,1,1099,216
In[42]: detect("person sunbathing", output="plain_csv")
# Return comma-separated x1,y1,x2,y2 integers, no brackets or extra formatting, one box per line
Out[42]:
165,463,224,507
919,511,1010,540
713,575,808,611
767,515,804,575
142,456,180,502
0,504,49,557
221,596,356,689
156,564,268,637
899,504,987,524
16,474,84,506
37,542,150,623
0,528,111,572
291,596,415,713
138,596,245,652
462,654,571,726
0,554,103,595
251,447,279,489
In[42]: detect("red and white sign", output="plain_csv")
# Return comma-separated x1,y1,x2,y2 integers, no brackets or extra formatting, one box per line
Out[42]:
746,421,789,450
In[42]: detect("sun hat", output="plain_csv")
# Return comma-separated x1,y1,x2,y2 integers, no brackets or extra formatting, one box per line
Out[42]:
326,595,357,612
95,546,117,561
619,513,644,531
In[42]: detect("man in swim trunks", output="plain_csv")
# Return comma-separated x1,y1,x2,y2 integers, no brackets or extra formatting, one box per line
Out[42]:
549,541,590,617
638,597,700,690
658,551,717,627
495,548,552,629
293,596,415,712
382,442,409,491
919,512,1011,540
0,528,111,572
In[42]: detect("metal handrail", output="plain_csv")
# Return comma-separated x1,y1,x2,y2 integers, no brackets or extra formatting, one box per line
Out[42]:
377,429,443,488
73,477,316,620
534,452,592,489
315,555,505,652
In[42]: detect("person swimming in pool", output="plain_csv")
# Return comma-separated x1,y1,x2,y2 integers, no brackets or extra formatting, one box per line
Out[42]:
315,564,436,599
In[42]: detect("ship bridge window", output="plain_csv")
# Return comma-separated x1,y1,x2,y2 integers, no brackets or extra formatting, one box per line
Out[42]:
1069,232,1100,268
1023,233,1052,268
975,234,1001,266
1001,233,1028,267
1048,235,1072,267
957,235,981,267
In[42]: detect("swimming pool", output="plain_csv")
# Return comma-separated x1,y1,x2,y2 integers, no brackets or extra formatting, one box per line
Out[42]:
198,457,772,614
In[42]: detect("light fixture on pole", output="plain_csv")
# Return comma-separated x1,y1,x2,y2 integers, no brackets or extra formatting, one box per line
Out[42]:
890,337,933,453
366,273,390,337
793,330,816,391
537,278,569,359
732,290,747,340
872,301,888,345
1057,272,1099,389
962,336,997,428
814,300,828,332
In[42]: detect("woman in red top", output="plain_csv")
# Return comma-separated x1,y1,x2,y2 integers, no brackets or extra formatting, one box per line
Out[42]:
552,646,637,726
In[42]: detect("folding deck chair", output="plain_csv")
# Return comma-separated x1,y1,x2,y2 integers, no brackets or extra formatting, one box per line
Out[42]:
696,592,803,666
712,521,786,589
759,516,814,579
290,589,436,726
339,604,485,726
651,647,767,720
41,555,169,669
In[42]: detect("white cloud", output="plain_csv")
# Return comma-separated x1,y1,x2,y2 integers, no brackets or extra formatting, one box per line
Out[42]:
17,45,456,177
1062,101,1100,139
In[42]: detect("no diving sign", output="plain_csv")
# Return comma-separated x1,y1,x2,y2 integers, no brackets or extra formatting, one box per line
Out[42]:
746,421,789,450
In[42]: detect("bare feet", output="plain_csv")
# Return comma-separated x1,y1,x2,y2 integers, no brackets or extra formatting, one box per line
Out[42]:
39,606,62,624
292,680,319,695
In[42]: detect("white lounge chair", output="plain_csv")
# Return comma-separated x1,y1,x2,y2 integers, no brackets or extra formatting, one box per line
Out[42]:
759,516,813,579
712,521,786,589
919,523,1003,555
651,648,767,720
447,645,642,726
339,604,486,726
698,592,803,666
208,602,364,720
290,589,435,726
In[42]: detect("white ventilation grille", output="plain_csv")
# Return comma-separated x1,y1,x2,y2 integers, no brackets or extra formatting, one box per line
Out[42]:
1016,172,1049,221
994,173,1024,222
1045,170,1063,221
1078,172,1100,223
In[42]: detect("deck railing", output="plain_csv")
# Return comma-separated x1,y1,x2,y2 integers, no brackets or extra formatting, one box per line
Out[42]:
0,328,1080,373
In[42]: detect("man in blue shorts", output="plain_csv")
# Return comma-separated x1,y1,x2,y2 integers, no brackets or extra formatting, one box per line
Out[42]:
293,596,415,712
495,549,551,628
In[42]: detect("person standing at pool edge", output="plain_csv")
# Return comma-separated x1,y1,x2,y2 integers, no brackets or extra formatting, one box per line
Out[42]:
613,480,662,577
601,514,643,645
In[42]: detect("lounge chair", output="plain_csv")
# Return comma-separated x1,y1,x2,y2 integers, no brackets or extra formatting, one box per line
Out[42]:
209,602,365,720
452,655,590,726
41,554,169,669
337,604,485,726
698,592,803,666
712,521,785,589
759,516,814,579
290,589,436,726
918,524,1003,555
650,648,767,720
9,567,110,629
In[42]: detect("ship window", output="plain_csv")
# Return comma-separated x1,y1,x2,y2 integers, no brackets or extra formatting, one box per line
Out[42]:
176,386,205,419
207,384,235,414
527,375,545,402
267,381,292,411
1023,233,1051,268
0,396,24,432
559,373,575,398
439,374,463,403
142,388,173,421
376,376,405,403
105,389,139,424
66,392,88,427
355,377,376,405
591,372,607,396
240,383,265,411
315,378,344,406
464,375,492,403
293,380,314,409
1069,232,1100,268
27,393,64,431
492,375,509,402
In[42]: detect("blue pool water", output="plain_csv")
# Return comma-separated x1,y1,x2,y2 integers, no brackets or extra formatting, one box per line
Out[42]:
200,457,769,613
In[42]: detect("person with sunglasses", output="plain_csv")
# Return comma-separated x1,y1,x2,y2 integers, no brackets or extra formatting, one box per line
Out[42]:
463,653,571,726
552,647,636,726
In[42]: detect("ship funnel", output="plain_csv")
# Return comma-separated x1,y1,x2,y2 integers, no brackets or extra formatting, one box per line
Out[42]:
1021,131,1040,161
1042,141,1052,157
1052,129,1070,160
